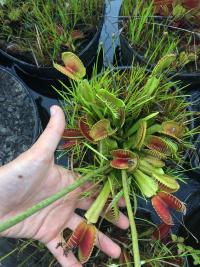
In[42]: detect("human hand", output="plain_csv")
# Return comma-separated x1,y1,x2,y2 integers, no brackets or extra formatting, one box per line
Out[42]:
0,105,129,267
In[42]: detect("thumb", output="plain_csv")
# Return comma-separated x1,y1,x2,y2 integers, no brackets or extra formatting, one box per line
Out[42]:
32,105,65,154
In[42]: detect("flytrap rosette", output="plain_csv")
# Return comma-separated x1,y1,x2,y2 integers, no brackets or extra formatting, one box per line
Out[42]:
53,52,196,265
54,52,86,81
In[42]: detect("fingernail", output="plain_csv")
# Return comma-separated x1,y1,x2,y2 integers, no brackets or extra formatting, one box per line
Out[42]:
50,106,57,116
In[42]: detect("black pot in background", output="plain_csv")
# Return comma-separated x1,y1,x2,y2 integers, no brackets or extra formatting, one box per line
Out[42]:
0,7,105,98
118,19,200,86
185,90,200,175
0,66,40,165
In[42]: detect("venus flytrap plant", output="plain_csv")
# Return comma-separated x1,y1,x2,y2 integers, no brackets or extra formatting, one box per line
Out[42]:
51,52,198,266
0,51,198,266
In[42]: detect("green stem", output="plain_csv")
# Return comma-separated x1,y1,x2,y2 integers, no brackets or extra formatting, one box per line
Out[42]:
121,170,141,267
85,180,111,224
0,165,109,233
99,140,104,167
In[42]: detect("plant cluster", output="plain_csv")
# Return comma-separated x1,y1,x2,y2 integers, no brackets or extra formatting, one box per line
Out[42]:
153,0,200,25
52,52,199,266
0,1,199,266
120,0,200,73
0,0,104,66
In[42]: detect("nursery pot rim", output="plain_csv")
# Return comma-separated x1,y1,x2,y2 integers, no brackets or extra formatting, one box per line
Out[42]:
0,66,40,145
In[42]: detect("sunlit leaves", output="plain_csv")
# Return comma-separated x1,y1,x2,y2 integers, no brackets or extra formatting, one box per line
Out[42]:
85,181,111,224
100,138,118,156
143,155,165,168
78,79,95,104
138,158,161,176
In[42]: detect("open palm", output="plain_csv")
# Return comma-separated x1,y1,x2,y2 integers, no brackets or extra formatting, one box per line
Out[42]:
0,106,129,267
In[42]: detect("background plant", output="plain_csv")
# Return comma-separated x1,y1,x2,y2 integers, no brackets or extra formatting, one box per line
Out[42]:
0,0,104,66
120,0,200,72
153,0,200,26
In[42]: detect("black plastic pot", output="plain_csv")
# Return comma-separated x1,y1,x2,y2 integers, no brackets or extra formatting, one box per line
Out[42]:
118,16,200,86
0,6,105,97
186,90,200,175
0,66,40,165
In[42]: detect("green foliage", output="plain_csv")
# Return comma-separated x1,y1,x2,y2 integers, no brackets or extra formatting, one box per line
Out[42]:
172,235,200,265
53,52,200,265
0,0,6,6
8,8,21,21
0,0,104,65
120,0,200,72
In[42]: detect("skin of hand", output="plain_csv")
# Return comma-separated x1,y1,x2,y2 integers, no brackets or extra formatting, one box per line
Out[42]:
0,105,129,267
